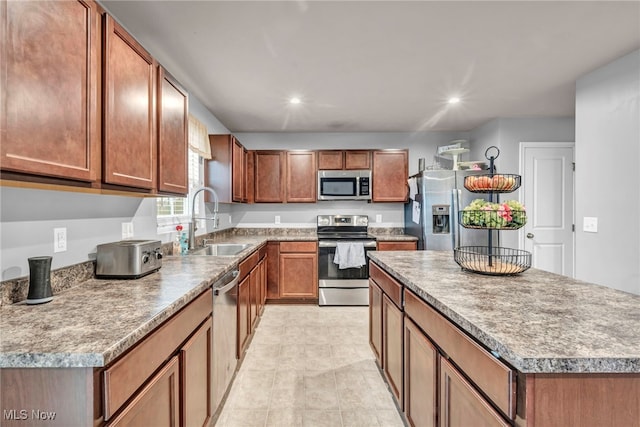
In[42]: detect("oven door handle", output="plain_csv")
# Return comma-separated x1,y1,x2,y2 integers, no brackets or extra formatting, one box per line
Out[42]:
318,241,377,248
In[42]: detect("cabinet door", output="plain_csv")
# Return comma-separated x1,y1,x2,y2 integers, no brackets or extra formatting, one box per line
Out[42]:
369,281,383,366
404,318,437,427
266,242,280,299
246,150,255,204
232,139,245,202
237,275,250,358
372,150,408,202
181,318,213,427
345,150,371,170
318,151,344,170
1,0,100,182
258,258,266,314
382,294,403,408
377,241,417,251
440,357,510,427
157,66,188,195
286,151,317,202
108,356,180,427
254,151,285,202
249,266,259,332
103,15,156,190
279,253,318,298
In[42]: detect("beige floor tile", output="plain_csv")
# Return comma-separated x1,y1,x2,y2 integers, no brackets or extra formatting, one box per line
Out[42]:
215,409,268,427
266,408,304,426
215,305,402,426
305,387,340,409
302,410,343,427
270,386,306,409
341,409,382,427
304,370,336,390
273,369,305,390
376,409,406,427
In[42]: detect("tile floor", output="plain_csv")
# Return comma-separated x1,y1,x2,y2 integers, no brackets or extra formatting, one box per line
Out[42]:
214,305,406,427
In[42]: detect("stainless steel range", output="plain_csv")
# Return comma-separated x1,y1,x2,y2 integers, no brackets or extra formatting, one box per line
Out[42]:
317,215,377,306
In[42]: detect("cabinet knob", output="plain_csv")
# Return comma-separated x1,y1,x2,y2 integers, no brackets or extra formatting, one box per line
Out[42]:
526,233,534,239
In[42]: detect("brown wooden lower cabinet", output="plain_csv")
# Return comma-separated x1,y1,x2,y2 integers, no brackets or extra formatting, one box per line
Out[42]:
382,293,403,408
440,356,510,427
369,280,383,366
180,318,213,427
377,241,417,251
237,274,250,358
278,241,318,300
108,356,180,427
404,317,437,427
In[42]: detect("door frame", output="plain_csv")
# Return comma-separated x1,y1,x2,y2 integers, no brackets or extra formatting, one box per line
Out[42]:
518,142,576,277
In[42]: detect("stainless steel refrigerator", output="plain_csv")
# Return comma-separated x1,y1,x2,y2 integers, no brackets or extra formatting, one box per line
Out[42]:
404,170,489,250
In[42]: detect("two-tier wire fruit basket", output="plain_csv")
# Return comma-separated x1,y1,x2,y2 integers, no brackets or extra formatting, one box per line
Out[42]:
453,147,532,275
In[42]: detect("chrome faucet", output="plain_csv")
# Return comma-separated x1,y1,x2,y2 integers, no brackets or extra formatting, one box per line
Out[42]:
189,186,219,250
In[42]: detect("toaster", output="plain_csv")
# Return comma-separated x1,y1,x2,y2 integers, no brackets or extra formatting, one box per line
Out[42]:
96,240,163,279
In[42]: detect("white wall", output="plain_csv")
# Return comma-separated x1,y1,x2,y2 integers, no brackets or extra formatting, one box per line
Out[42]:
467,117,575,249
575,49,640,295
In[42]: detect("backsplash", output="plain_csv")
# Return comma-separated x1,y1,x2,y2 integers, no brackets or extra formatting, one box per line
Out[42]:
0,226,406,305
0,261,95,307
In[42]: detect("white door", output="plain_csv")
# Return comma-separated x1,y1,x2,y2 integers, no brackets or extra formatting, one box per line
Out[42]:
519,142,575,277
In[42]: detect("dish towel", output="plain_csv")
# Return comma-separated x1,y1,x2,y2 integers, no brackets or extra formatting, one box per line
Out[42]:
334,242,366,269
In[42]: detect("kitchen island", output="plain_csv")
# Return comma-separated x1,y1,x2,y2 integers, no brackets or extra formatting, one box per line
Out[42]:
368,250,640,427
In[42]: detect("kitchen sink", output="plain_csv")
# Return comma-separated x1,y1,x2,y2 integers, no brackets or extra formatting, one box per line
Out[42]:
188,243,252,256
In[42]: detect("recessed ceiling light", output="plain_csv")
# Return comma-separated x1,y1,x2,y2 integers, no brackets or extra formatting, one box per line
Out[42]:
448,97,461,104
290,97,301,105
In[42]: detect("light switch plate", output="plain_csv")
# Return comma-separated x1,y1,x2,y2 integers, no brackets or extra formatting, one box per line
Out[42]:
583,217,598,233
376,214,382,223
275,215,281,224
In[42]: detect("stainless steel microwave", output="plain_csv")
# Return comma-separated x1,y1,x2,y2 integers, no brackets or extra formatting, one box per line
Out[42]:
317,170,372,201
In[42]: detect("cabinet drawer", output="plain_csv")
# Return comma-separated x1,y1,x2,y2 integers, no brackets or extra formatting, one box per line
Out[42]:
258,244,267,261
239,251,259,281
377,241,417,251
369,262,402,308
103,289,213,420
404,290,515,420
279,241,317,253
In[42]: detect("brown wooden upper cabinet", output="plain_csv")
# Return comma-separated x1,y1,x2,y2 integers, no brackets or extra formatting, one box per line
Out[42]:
1,0,101,183
372,150,408,202
254,151,286,203
206,135,249,203
286,151,317,202
103,14,157,191
157,67,188,196
318,150,371,170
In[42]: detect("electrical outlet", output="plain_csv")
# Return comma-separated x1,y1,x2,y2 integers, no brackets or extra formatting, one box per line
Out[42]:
121,222,134,239
275,215,281,224
583,217,598,233
376,214,382,223
53,228,67,253
228,215,233,224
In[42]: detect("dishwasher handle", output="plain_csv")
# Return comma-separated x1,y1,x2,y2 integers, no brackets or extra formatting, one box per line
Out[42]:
213,269,240,295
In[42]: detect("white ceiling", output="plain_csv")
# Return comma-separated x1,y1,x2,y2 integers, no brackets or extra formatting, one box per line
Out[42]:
102,1,640,133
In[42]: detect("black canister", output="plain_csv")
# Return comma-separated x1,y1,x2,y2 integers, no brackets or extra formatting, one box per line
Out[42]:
26,256,53,305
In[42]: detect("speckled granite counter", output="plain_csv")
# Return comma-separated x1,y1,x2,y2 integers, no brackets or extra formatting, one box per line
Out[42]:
0,237,270,368
368,250,640,374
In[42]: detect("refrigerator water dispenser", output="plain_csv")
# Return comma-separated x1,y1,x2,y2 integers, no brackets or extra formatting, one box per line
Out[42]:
432,205,450,234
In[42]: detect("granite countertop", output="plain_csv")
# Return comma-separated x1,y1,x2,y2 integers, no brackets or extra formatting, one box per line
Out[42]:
0,237,269,368
368,250,640,374
369,232,418,242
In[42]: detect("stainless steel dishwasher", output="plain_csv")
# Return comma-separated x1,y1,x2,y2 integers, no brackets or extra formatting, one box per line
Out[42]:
212,269,240,413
